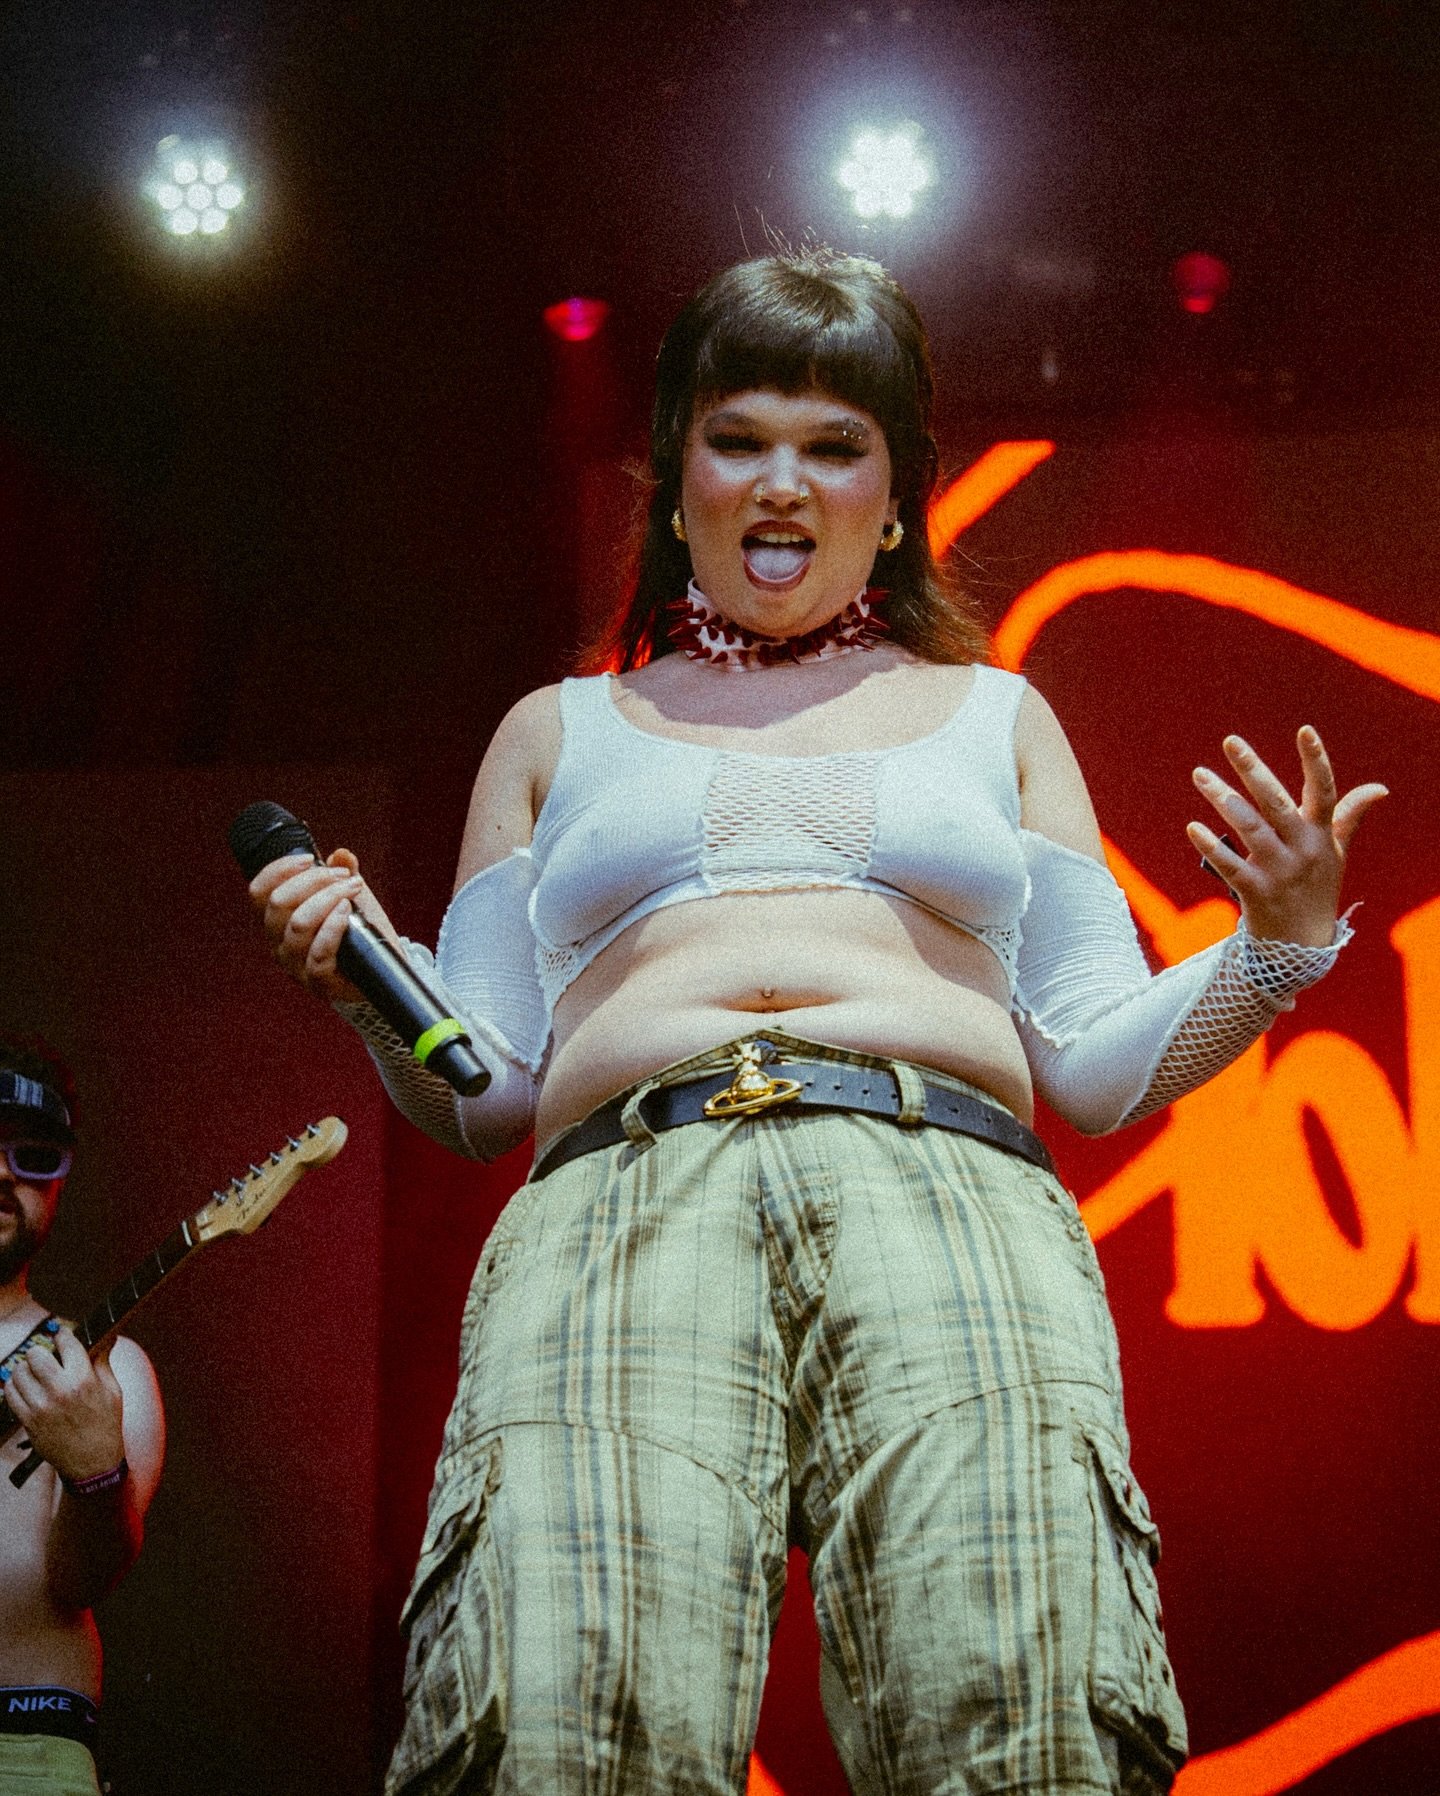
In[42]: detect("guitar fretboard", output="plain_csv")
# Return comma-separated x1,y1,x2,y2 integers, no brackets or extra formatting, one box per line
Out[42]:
77,1222,196,1349
1,1223,198,1441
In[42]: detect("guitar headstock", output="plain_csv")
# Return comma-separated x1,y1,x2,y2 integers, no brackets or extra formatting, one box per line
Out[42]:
190,1117,348,1244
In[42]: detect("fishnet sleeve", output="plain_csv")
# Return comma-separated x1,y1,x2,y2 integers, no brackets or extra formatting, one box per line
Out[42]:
1116,918,1354,1126
334,991,478,1156
1014,830,1353,1135
332,852,546,1162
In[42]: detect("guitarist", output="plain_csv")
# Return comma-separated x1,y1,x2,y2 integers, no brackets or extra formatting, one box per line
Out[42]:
0,1043,165,1796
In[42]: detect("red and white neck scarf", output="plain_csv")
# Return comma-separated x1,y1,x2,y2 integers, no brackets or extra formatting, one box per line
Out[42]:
666,582,890,669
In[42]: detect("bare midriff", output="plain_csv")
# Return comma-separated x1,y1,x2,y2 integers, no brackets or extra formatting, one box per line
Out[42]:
0,1463,101,1699
537,885,1033,1148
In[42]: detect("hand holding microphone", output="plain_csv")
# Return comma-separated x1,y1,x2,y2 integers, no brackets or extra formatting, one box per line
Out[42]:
232,802,490,1097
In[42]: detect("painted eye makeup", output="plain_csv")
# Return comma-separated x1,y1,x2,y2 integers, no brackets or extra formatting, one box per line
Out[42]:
696,408,877,460
701,432,868,458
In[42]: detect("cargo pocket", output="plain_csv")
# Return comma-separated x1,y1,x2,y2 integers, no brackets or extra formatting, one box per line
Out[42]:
1075,1420,1188,1787
386,1437,507,1796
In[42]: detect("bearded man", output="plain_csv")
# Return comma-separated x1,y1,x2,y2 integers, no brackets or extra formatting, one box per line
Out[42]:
0,1042,165,1796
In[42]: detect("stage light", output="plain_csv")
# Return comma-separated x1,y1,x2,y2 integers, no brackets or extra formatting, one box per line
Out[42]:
544,297,611,343
1171,251,1231,316
836,125,930,220
146,136,245,240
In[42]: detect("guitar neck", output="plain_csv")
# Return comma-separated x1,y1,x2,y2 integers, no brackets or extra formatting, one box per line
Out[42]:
76,1220,199,1350
1,1116,346,1483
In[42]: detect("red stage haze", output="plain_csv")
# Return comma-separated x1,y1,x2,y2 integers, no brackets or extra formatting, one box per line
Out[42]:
1171,251,1232,315
544,296,611,341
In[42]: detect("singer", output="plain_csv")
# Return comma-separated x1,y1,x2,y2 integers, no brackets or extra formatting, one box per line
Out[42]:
251,252,1383,1796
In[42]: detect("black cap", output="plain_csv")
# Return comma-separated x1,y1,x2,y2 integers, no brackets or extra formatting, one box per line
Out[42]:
0,1071,76,1146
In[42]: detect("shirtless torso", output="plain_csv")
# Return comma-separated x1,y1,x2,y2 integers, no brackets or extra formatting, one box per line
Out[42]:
0,1265,164,1702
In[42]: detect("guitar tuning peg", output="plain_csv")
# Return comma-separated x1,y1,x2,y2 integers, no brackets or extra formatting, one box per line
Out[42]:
230,1178,245,1195
286,1135,301,1149
211,1190,226,1203
268,1150,283,1165
305,1122,318,1137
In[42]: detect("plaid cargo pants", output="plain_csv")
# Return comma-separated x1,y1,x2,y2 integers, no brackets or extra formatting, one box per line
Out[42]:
386,1034,1188,1796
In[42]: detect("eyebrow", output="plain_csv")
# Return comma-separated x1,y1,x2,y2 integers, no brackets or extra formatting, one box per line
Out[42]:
702,408,873,441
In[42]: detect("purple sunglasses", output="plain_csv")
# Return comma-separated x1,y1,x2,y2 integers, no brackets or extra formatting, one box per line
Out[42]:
1,1140,73,1182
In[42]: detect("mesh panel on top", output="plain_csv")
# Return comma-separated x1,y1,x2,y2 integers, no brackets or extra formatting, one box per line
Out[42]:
702,750,882,890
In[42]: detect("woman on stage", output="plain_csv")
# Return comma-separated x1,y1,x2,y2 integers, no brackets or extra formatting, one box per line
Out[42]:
252,251,1382,1796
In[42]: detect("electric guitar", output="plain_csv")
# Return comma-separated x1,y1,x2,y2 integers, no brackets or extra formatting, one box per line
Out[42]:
1,1116,348,1487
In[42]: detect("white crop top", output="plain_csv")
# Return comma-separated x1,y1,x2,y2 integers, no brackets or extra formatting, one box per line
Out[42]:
346,664,1352,1161
528,665,1031,1016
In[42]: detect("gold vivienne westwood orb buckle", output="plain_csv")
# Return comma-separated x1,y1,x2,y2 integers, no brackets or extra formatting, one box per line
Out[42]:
703,1040,803,1118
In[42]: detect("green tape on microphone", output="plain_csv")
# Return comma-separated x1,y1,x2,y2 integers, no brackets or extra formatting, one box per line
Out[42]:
413,1017,466,1066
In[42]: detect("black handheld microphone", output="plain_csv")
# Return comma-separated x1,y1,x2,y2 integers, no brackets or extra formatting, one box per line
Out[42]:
230,802,491,1097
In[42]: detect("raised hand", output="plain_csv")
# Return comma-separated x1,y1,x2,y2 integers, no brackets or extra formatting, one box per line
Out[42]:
1186,726,1387,946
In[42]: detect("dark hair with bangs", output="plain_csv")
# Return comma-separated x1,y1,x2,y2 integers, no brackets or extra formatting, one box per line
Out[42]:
577,249,990,672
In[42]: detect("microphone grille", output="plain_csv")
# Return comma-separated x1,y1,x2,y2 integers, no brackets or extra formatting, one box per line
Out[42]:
229,803,319,881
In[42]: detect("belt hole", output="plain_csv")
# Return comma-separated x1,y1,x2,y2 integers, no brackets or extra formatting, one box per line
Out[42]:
832,1081,842,1090
861,1084,870,1094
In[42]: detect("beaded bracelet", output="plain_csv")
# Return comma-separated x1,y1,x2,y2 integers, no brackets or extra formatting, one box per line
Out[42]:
61,1458,129,1498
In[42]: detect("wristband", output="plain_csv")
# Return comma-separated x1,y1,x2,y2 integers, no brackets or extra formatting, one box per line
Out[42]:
61,1458,129,1498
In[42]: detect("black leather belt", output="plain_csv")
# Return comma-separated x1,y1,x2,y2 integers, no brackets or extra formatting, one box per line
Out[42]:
532,1044,1055,1183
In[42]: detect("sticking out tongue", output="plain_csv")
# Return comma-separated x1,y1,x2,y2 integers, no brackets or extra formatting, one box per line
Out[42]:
743,537,813,586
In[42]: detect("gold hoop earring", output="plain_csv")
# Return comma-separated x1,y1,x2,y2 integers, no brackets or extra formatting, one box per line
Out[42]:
879,519,904,552
671,509,688,543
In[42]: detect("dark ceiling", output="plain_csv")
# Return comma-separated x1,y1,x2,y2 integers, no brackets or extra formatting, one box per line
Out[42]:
6,0,1439,427
3,0,1439,765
